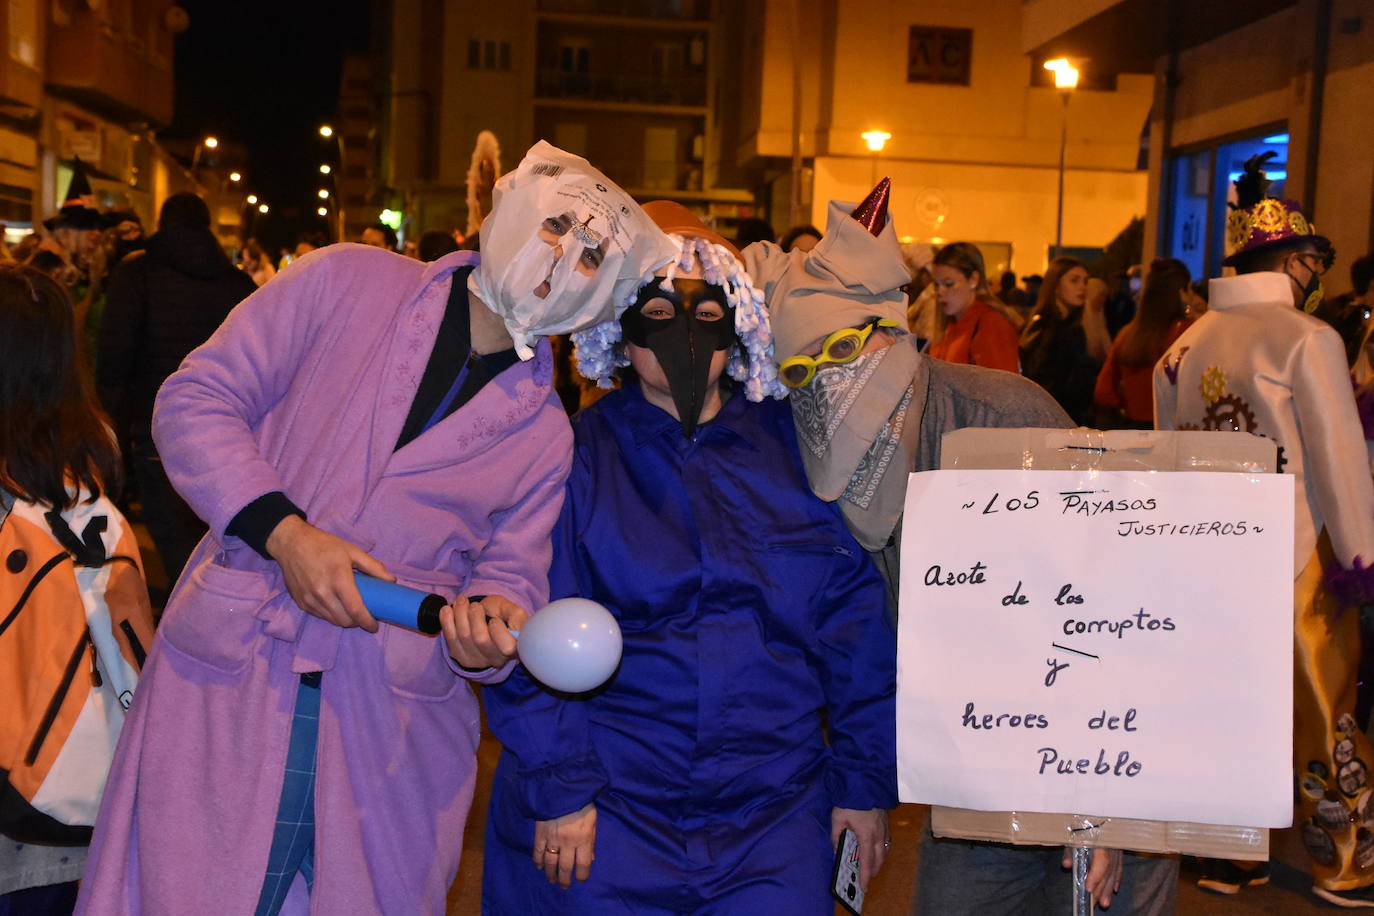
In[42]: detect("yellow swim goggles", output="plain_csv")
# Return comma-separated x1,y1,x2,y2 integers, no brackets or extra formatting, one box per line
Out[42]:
777,318,901,389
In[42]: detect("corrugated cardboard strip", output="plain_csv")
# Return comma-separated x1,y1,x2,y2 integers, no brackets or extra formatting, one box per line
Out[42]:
929,427,1279,860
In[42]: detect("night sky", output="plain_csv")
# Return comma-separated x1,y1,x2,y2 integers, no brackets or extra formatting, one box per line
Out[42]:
169,0,372,250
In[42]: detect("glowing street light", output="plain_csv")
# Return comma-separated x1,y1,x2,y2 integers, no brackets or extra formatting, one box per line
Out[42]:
1043,57,1080,90
257,203,269,214
319,125,334,138
317,189,329,199
203,135,219,149
1043,58,1082,255
229,171,242,182
860,130,891,183
319,164,332,175
317,206,328,217
861,131,891,153
246,194,258,205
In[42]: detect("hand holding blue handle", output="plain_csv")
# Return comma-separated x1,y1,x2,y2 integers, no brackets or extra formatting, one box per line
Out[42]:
352,572,444,635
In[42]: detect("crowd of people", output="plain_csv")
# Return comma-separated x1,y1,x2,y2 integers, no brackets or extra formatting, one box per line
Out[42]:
2,138,1373,916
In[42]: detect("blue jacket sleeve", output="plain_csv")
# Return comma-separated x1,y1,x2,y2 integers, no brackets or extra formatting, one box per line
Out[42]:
815,531,899,811
480,437,609,821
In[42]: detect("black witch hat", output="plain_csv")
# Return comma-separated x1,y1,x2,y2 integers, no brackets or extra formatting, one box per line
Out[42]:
44,158,107,231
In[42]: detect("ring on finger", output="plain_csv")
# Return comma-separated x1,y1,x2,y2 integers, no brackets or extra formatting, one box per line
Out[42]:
545,846,560,854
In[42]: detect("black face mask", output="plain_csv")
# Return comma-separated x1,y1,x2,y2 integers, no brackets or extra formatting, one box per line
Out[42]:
621,277,736,437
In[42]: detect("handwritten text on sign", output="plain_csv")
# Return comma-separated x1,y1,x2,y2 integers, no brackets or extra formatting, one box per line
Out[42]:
896,470,1294,827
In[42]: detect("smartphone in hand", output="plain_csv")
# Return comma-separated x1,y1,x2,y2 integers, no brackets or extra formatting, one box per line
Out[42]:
831,827,864,915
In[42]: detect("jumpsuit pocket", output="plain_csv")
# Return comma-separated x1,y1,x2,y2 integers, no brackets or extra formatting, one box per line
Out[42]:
763,539,847,590
157,561,272,675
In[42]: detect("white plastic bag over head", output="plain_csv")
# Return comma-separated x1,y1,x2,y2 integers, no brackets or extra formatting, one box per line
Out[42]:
469,141,676,359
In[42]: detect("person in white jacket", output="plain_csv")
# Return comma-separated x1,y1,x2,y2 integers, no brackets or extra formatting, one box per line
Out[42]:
1155,155,1374,907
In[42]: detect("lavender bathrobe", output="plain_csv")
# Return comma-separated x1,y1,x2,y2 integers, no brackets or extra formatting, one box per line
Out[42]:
76,245,572,915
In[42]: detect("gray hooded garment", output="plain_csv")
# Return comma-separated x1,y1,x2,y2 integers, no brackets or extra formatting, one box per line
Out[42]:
748,202,1071,619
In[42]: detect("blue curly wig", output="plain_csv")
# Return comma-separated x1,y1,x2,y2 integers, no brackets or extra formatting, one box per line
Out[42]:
570,234,787,402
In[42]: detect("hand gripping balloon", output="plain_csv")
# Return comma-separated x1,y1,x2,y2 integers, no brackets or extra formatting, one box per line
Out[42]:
512,598,622,693
354,574,622,692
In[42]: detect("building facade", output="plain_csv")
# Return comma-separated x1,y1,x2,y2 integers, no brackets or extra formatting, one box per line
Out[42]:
1026,0,1374,285
735,0,1154,276
376,0,753,240
0,1,206,242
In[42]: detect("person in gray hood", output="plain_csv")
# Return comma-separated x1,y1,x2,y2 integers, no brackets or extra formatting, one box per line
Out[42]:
748,179,1178,915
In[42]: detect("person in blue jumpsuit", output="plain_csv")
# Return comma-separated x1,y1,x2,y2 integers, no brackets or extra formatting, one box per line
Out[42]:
481,201,896,915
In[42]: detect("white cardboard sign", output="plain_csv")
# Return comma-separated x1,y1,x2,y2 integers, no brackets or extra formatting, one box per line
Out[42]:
897,469,1294,828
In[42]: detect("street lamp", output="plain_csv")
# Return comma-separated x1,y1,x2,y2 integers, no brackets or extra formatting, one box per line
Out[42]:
1044,58,1080,257
229,171,242,183
317,189,329,200
861,131,891,185
191,134,220,171
257,203,269,214
247,194,258,205
317,206,328,217
319,125,346,240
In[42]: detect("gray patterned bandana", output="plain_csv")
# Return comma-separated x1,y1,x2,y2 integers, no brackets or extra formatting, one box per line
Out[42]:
788,336,922,550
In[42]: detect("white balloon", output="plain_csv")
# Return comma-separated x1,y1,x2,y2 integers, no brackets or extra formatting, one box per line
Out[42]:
517,598,622,693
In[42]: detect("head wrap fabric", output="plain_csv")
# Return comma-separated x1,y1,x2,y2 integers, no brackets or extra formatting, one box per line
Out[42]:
745,198,911,362
469,141,677,359
748,189,923,549
787,335,921,551
572,227,786,403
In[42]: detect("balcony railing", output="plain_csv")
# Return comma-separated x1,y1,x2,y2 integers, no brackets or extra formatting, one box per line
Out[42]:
537,0,710,20
536,69,706,107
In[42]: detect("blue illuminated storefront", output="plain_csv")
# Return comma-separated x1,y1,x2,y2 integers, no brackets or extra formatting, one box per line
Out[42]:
1163,129,1290,281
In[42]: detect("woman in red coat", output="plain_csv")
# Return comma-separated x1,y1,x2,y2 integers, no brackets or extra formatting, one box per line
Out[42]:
926,242,1022,373
1093,258,1195,428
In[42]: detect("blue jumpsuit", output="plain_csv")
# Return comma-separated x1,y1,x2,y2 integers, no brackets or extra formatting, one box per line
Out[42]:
482,383,896,914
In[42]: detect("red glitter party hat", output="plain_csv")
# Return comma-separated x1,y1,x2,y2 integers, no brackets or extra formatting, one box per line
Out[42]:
850,177,891,236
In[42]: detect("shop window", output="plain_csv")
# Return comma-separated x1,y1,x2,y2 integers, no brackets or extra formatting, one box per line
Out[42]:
1163,129,1289,280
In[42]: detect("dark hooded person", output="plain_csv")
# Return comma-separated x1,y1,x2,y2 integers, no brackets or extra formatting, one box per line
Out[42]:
481,201,897,913
96,192,258,586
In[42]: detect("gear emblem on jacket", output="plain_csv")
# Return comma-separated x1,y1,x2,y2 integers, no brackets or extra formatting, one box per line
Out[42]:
1200,366,1227,404
1202,394,1259,433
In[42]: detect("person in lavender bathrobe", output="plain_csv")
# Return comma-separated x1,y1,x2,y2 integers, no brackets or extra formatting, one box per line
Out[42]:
74,143,676,916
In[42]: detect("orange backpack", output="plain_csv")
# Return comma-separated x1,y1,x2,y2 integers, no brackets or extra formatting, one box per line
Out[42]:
0,487,155,844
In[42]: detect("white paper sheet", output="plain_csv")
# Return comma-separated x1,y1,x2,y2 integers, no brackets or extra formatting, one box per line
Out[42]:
897,469,1294,827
